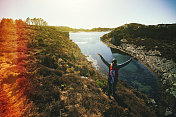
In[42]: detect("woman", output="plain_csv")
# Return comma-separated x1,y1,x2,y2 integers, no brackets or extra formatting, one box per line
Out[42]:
97,53,135,99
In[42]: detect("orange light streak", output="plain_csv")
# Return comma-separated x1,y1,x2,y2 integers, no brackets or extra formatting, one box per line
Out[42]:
0,18,30,117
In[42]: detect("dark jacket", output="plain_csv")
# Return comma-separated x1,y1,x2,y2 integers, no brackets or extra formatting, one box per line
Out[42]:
99,55,132,80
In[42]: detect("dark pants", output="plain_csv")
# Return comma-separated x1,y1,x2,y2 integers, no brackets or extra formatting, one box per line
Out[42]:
108,78,118,97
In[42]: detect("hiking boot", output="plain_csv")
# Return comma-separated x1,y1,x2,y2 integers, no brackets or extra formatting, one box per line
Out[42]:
108,95,112,100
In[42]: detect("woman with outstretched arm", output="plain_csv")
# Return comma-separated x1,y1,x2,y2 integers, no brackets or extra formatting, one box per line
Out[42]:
97,53,135,99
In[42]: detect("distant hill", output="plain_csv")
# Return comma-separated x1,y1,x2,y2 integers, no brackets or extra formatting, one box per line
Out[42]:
101,23,176,62
48,26,114,32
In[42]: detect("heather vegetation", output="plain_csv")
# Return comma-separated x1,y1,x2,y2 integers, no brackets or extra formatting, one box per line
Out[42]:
1,19,168,116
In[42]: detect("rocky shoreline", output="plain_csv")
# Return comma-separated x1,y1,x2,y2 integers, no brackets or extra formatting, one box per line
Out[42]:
101,37,176,98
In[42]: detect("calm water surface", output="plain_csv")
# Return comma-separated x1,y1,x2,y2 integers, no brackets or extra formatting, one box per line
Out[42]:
70,32,159,97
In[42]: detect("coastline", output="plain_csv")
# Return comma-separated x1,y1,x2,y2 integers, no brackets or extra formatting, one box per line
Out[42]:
101,37,176,98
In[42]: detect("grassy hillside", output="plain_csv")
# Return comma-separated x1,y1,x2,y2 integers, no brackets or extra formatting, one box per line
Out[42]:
0,19,165,117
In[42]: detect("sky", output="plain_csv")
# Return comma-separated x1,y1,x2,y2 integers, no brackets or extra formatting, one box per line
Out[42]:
0,0,176,29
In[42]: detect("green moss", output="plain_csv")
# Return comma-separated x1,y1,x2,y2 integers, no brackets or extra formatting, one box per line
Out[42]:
96,78,108,92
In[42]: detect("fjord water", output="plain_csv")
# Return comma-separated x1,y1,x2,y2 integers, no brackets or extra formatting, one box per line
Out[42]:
70,32,159,97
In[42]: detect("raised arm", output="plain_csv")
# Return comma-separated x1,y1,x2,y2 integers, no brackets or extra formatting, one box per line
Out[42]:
97,53,110,67
118,57,134,69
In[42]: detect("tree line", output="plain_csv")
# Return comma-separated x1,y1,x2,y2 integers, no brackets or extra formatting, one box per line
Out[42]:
26,17,48,26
